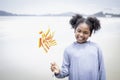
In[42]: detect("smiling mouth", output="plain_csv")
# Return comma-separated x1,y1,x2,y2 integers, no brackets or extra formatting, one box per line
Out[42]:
78,37,84,41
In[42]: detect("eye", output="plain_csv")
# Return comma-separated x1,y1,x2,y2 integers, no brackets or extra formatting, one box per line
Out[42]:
83,31,89,34
77,30,81,33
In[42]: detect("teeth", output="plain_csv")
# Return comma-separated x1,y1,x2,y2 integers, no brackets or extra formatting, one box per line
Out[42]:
78,37,83,40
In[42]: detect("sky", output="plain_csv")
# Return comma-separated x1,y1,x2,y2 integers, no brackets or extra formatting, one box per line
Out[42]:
0,0,120,15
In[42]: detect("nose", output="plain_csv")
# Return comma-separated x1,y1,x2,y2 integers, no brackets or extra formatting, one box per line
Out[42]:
79,32,83,37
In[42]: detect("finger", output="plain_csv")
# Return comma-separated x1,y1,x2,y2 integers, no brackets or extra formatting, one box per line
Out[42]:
51,67,56,72
51,68,54,72
50,66,54,72
51,65,55,69
52,62,56,66
50,62,56,66
50,62,54,65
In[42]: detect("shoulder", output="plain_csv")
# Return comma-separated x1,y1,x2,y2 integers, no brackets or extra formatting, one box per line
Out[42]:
88,41,103,53
88,41,101,49
65,42,75,50
63,42,75,54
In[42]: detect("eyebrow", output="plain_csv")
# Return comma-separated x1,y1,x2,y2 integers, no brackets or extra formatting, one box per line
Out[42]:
77,29,90,32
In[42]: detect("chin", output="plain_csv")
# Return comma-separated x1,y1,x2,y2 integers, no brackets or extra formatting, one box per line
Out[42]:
77,41,86,43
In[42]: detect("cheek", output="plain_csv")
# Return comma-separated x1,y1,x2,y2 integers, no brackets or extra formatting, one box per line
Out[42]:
85,34,90,39
74,32,79,36
74,33,77,37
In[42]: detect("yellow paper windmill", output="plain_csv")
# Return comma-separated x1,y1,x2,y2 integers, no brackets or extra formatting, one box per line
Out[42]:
38,28,57,53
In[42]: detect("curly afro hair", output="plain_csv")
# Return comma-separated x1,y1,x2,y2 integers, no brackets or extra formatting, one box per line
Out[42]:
69,14,101,35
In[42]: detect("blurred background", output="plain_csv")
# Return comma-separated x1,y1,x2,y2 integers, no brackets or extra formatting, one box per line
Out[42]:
0,0,120,80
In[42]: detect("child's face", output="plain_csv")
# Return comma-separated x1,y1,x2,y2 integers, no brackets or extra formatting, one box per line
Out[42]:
74,23,91,43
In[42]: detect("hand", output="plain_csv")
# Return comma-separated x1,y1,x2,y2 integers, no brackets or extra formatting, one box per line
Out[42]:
50,62,60,74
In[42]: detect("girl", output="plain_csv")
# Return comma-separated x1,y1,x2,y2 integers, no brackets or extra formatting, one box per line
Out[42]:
51,14,106,80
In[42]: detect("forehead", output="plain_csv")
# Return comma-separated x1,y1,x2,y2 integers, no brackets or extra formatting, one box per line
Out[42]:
76,23,90,31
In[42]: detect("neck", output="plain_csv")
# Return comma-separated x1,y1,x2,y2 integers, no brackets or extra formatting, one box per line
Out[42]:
76,41,87,44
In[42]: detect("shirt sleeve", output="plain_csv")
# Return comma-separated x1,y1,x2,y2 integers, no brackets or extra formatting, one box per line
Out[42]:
98,47,106,80
55,49,70,78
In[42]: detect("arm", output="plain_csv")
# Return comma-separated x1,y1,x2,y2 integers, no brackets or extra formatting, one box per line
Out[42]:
55,49,70,78
98,47,106,80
